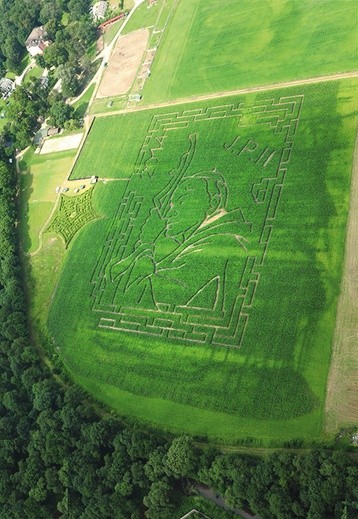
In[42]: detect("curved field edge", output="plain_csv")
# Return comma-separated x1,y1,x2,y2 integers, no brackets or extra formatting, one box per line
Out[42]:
142,0,358,103
43,80,358,443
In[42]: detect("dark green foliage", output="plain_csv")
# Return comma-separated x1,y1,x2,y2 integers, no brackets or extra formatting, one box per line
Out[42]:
0,0,95,73
199,449,358,519
48,99,75,128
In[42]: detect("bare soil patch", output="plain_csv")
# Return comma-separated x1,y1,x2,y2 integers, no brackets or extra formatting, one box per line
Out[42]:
325,132,358,432
40,134,84,155
97,28,149,98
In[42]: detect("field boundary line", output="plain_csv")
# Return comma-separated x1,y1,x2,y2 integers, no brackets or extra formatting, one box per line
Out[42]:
325,130,358,432
93,71,358,118
67,116,95,180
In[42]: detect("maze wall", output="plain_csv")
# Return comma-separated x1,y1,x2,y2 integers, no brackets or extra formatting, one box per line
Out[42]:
47,188,99,247
90,95,303,347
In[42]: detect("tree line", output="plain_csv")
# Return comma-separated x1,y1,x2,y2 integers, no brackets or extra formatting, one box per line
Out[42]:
0,155,357,518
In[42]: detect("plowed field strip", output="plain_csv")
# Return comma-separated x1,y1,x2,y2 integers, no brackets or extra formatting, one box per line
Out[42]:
325,131,358,432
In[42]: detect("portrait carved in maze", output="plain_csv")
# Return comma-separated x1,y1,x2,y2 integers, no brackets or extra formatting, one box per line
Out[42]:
91,95,304,347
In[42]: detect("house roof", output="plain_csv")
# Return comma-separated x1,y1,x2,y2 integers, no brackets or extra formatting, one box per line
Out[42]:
26,26,47,46
92,1,108,19
0,78,14,92
47,127,60,136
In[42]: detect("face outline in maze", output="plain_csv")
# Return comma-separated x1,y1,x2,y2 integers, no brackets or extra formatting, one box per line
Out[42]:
109,133,252,310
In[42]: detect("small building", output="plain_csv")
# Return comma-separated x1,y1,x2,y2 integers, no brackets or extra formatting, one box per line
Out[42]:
0,78,14,99
25,26,50,57
91,1,108,21
129,93,142,102
39,76,49,89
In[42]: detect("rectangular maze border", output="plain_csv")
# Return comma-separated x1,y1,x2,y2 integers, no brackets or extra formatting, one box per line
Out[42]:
91,95,304,347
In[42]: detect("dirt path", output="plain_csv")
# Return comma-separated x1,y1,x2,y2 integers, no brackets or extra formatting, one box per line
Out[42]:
194,483,261,519
94,70,358,117
325,131,358,433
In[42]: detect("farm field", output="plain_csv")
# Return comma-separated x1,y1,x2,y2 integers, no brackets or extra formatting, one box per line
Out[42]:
45,79,357,443
142,0,358,103
18,148,77,254
122,0,173,36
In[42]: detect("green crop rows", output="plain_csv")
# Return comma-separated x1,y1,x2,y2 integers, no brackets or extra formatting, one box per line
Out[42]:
48,80,357,442
46,188,100,247
142,0,358,103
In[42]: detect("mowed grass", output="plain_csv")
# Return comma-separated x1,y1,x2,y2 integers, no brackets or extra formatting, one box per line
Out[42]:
103,19,124,45
46,79,357,443
19,149,77,253
73,84,95,118
122,0,169,35
142,0,358,103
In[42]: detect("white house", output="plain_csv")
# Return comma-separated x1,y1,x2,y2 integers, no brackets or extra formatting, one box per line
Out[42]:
0,78,15,99
91,1,108,21
25,26,50,57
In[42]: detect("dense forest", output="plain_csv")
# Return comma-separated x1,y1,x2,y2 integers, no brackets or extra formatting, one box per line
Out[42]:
0,155,357,518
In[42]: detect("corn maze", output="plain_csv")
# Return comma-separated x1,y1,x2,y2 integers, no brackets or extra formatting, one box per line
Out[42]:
46,188,99,247
90,94,303,347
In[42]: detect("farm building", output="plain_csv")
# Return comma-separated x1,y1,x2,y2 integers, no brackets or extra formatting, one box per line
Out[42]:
39,76,49,89
0,78,14,99
47,127,60,137
129,93,142,102
91,1,108,21
25,26,50,57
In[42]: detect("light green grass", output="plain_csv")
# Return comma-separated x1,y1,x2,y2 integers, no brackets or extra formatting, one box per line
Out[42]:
61,12,69,26
45,80,357,443
5,71,16,80
0,99,7,130
23,65,44,86
73,84,96,118
103,19,124,44
142,0,358,103
89,95,127,115
122,0,171,35
18,149,77,253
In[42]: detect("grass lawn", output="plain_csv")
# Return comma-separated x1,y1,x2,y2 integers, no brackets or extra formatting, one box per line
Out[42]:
44,79,357,443
18,148,77,254
23,65,44,86
103,19,124,45
73,84,96,118
88,95,127,115
0,99,7,131
122,0,172,35
142,0,358,103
